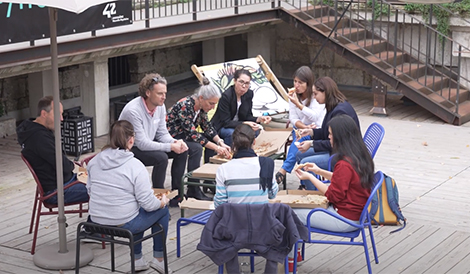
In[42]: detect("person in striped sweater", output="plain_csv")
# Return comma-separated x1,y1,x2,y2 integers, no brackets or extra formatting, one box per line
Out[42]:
214,124,278,208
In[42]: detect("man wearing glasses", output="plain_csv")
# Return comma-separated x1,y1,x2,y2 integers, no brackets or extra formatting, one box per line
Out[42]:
119,73,188,196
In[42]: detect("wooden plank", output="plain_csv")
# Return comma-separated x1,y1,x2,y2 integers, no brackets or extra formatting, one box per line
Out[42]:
400,231,470,274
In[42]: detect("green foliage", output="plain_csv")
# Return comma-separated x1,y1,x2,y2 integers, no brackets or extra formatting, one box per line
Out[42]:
403,0,470,42
367,0,392,20
308,0,335,7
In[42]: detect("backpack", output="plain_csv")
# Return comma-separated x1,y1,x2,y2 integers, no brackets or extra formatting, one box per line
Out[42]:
368,173,407,233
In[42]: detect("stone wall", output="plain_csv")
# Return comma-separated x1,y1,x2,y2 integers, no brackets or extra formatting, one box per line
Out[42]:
128,42,203,83
0,75,29,116
271,22,372,86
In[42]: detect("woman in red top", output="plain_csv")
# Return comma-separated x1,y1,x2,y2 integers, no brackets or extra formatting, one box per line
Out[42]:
294,114,375,231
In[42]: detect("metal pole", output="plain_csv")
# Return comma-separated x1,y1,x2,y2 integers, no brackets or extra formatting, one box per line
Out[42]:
145,0,150,28
49,7,67,254
310,0,353,67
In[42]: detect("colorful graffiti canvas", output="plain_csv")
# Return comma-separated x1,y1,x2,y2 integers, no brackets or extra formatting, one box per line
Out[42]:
200,58,289,117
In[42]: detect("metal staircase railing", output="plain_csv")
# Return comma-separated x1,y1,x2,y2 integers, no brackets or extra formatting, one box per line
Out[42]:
281,0,470,123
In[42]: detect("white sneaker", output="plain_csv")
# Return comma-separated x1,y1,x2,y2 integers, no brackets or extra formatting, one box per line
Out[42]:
149,258,173,274
134,257,150,272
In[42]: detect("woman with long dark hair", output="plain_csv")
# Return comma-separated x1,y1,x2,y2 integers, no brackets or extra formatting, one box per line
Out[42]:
296,76,360,180
275,66,325,184
214,123,278,207
87,120,171,273
289,115,374,271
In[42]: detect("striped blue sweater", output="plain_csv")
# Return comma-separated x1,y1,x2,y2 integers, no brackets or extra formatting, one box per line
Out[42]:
214,157,278,208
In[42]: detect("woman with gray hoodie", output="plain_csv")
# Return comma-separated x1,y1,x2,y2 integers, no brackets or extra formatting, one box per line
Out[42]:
86,120,171,274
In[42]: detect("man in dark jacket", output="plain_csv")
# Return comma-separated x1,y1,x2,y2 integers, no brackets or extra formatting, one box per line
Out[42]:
16,96,88,204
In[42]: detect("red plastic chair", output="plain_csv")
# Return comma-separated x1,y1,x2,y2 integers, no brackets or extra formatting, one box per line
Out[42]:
21,154,89,254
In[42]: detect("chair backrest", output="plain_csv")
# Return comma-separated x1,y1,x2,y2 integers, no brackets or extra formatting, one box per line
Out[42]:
358,171,384,224
80,153,97,168
21,154,46,196
363,122,385,159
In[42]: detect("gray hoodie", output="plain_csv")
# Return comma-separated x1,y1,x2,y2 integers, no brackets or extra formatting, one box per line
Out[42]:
86,148,162,225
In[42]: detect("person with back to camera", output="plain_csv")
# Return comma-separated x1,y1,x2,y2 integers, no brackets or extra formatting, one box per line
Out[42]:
86,120,171,274
167,77,231,201
274,66,326,185
119,73,188,197
211,68,272,147
288,114,375,272
296,76,360,187
213,123,279,208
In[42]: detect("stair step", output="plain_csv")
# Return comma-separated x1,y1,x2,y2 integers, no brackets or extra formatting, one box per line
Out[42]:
305,16,347,33
428,88,470,108
386,63,427,81
451,101,470,125
407,75,449,93
345,39,389,55
366,51,405,69
335,28,368,44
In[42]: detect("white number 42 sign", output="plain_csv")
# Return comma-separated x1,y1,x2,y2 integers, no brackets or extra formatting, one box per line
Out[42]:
102,3,116,18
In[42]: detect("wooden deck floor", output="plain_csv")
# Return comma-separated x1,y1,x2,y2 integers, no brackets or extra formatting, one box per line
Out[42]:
1,90,470,273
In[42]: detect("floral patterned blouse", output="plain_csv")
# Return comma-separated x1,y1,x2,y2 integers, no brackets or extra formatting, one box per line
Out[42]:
167,96,218,146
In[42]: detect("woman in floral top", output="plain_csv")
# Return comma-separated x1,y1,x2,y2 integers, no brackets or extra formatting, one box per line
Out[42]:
167,77,231,200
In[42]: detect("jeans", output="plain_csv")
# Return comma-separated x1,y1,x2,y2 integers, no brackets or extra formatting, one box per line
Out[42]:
121,207,170,259
219,127,260,147
296,149,330,190
219,127,235,146
45,174,89,204
288,205,359,257
131,146,188,190
281,130,312,173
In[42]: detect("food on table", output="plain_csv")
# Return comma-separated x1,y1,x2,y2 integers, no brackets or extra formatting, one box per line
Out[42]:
294,163,308,171
291,194,328,205
254,141,273,155
155,190,171,199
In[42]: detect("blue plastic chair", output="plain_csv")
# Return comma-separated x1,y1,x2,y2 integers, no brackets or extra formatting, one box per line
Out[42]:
176,210,213,258
293,171,384,274
302,122,385,187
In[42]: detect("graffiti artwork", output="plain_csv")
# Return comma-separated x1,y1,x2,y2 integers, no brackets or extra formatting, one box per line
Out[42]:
201,58,289,117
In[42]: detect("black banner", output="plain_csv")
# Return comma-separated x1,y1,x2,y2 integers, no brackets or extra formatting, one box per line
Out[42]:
0,1,132,45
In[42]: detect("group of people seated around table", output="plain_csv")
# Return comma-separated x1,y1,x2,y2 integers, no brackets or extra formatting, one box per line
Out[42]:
17,64,374,273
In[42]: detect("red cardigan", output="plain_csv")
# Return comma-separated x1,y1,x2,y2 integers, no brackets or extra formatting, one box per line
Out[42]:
324,160,371,221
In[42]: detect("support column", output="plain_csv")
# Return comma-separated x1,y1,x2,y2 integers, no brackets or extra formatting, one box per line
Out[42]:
80,60,110,137
203,38,225,65
370,77,387,116
28,70,53,117
247,29,273,64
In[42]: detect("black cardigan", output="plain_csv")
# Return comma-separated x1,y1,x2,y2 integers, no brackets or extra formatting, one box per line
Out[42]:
312,101,360,153
211,86,257,132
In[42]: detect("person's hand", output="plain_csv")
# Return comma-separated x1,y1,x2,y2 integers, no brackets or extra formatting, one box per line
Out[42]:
244,121,260,131
176,139,188,151
260,116,272,124
221,142,231,152
298,128,313,137
217,145,231,158
304,163,321,174
295,169,313,181
288,92,300,106
159,194,170,208
171,141,187,154
298,140,313,153
306,123,317,129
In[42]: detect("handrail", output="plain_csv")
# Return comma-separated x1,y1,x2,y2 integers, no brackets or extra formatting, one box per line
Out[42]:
281,0,470,115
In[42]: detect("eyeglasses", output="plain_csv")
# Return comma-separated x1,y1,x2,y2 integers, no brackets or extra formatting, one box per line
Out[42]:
237,79,250,87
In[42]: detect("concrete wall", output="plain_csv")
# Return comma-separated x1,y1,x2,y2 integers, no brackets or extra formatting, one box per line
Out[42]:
271,22,372,86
